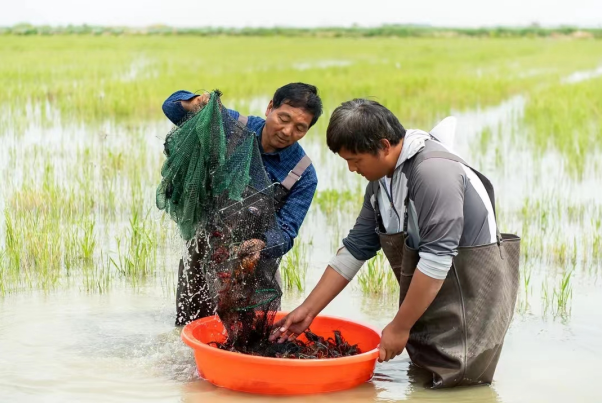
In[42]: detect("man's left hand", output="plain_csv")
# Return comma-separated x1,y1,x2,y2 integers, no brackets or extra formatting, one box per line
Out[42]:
238,239,265,256
237,239,265,270
378,321,410,363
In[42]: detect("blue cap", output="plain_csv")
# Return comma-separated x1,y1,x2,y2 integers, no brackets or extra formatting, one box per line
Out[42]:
162,90,199,125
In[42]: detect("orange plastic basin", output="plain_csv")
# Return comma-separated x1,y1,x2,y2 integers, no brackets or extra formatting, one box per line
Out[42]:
181,312,381,395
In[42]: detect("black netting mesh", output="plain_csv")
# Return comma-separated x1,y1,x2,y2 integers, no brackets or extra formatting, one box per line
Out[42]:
157,90,361,358
157,90,281,352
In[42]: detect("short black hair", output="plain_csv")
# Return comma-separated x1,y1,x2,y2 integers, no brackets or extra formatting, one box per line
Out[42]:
272,83,323,128
326,99,406,154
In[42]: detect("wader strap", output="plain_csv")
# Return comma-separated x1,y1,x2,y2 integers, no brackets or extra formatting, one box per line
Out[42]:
372,181,387,233
281,155,312,191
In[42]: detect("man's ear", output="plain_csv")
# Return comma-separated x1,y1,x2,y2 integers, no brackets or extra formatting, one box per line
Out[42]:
265,100,274,117
380,139,392,156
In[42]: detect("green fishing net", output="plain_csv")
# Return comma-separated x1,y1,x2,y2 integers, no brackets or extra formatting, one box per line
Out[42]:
156,90,282,352
156,90,254,241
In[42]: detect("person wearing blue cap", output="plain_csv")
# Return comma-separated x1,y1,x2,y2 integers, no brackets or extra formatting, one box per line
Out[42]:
162,83,323,326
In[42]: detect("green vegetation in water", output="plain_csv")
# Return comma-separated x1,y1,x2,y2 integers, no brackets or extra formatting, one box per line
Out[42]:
2,35,601,134
109,209,158,284
542,270,574,319
314,188,363,218
1,35,601,320
524,76,602,177
357,251,399,297
281,241,310,293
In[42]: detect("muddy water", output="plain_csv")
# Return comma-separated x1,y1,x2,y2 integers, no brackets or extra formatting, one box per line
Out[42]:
1,273,601,402
2,94,602,402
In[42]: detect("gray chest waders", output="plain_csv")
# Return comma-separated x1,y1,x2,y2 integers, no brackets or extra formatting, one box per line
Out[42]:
374,150,520,388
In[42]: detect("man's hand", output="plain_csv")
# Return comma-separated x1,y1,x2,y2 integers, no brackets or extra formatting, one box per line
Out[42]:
238,239,265,257
268,266,349,343
269,305,315,343
378,321,410,363
237,239,265,272
377,269,445,363
181,93,210,112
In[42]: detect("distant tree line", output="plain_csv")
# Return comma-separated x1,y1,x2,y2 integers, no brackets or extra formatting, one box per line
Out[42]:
2,23,601,39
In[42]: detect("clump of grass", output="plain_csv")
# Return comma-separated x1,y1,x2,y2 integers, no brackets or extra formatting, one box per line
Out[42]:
592,218,602,262
110,209,157,283
517,262,533,314
553,271,573,318
523,76,602,177
79,219,96,261
314,188,363,221
82,252,112,294
0,249,6,296
541,281,550,316
541,271,574,319
281,241,310,292
357,251,399,296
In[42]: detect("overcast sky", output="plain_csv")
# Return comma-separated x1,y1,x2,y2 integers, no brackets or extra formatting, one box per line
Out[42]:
3,0,601,28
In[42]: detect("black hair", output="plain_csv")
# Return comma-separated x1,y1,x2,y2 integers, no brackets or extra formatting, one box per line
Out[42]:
326,99,406,154
272,83,323,128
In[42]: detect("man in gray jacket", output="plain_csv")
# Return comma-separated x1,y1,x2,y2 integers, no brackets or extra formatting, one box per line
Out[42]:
271,99,519,388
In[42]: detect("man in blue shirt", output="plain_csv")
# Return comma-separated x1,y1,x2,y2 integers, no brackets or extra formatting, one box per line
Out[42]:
162,83,322,326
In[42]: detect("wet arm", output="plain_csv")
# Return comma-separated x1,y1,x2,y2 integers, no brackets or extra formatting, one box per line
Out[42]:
390,270,444,331
298,266,349,318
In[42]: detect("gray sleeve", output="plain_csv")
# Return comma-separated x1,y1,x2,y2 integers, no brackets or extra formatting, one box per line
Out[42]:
329,247,365,281
341,182,382,261
411,158,466,279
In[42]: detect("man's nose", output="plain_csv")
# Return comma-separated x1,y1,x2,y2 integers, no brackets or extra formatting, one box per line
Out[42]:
347,162,357,172
281,124,292,136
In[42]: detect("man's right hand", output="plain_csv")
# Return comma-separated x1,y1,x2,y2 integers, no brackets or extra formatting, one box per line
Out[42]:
269,266,351,343
269,305,315,343
181,93,210,112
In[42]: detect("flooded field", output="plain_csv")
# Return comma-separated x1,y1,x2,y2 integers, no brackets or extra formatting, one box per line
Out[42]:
1,36,602,402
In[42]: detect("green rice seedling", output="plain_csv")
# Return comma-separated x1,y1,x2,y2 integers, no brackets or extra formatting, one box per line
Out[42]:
357,251,398,296
552,242,568,265
553,271,573,317
592,218,602,262
593,234,602,262
571,237,578,268
78,219,96,261
110,209,157,282
63,224,79,273
82,252,112,294
0,249,6,296
541,281,551,317
4,211,21,278
281,241,310,292
516,261,533,314
522,263,532,297
477,127,493,155
314,188,363,220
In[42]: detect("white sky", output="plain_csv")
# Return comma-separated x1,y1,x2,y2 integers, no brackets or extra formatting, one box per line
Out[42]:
2,0,601,28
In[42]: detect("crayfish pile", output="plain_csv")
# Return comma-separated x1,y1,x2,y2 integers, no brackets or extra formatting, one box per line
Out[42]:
205,228,361,359
211,329,361,359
